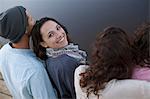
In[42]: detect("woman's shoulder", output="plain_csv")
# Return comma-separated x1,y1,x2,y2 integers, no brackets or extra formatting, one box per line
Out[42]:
46,54,80,73
115,79,150,88
46,54,79,66
74,65,89,81
75,65,89,74
103,79,150,99
47,54,77,61
132,65,150,81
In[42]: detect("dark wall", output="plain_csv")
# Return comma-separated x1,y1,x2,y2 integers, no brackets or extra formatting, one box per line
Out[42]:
0,0,149,58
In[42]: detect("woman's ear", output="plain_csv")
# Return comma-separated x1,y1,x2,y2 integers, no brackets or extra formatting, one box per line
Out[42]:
40,42,48,48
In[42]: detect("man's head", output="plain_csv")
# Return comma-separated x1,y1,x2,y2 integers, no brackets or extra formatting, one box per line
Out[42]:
0,6,34,43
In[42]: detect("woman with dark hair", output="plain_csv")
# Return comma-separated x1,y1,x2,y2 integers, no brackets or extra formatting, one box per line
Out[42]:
75,27,150,99
31,17,87,99
132,22,150,81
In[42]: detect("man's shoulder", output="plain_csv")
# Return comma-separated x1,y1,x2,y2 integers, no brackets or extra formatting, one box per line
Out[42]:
20,58,45,78
21,56,44,68
0,43,10,58
0,43,9,51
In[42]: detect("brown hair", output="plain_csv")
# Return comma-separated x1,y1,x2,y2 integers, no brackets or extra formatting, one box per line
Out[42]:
79,27,133,97
31,17,71,60
132,22,150,66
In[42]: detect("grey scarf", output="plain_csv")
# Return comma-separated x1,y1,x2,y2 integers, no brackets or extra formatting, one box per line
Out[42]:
46,43,87,64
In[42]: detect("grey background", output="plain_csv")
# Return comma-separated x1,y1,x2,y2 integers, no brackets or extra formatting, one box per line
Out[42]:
0,0,149,58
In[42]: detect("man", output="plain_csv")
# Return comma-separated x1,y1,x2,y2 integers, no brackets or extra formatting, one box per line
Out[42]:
0,6,56,99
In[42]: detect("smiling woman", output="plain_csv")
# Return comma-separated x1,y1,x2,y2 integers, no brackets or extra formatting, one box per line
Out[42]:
31,17,87,99
40,19,68,49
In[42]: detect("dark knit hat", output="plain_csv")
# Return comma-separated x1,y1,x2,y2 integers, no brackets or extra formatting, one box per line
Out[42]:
0,6,27,43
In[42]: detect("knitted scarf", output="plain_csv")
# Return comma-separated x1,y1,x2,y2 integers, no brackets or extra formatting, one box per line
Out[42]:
46,43,87,64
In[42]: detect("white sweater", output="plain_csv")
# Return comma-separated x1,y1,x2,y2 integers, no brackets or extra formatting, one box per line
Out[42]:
74,65,150,99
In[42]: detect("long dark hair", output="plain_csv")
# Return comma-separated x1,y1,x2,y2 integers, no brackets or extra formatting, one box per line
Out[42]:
31,17,71,60
132,22,150,66
79,27,133,97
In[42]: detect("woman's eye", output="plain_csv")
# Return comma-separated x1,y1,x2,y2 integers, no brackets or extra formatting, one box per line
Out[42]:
56,25,61,30
49,34,52,37
48,32,54,38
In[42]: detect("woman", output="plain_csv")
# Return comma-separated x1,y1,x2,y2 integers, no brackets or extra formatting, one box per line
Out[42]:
31,17,87,99
132,22,150,81
74,27,150,99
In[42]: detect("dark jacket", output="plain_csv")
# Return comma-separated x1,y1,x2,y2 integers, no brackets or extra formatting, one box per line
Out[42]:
46,54,80,99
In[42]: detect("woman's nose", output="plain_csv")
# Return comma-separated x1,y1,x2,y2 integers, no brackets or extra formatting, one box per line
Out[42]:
56,32,63,39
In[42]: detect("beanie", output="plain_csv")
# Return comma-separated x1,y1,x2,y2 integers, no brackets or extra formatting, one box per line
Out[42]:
0,6,27,43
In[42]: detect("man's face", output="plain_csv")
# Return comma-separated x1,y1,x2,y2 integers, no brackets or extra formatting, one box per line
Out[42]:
25,11,35,35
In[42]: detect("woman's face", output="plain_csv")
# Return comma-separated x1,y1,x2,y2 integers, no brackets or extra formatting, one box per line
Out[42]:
40,20,68,49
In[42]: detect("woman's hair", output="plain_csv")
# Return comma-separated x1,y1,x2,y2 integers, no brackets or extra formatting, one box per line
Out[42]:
31,17,71,60
79,27,133,97
132,22,150,66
